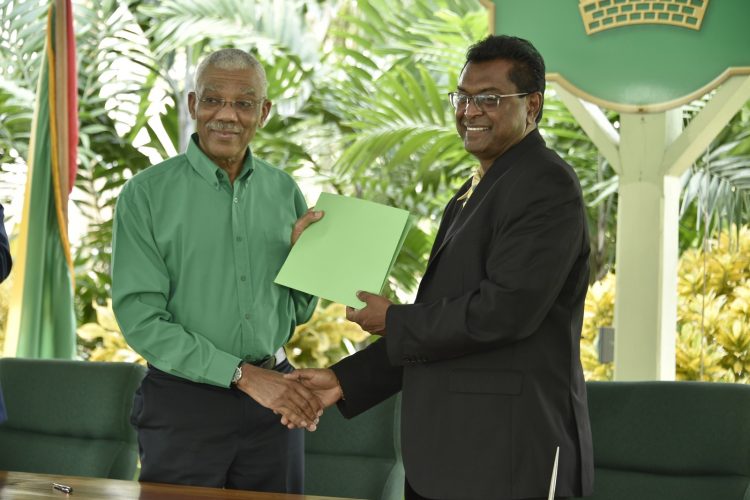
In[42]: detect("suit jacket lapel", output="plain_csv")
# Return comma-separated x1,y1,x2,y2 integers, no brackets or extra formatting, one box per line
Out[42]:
420,130,545,289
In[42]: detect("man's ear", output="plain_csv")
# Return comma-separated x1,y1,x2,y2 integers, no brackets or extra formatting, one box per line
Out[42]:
527,91,542,125
188,91,197,120
259,99,272,128
526,92,543,125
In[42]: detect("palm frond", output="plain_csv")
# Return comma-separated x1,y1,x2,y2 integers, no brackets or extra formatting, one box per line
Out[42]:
680,108,750,240
334,65,467,183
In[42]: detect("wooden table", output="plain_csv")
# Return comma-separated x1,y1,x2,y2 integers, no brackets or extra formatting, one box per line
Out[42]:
0,471,359,500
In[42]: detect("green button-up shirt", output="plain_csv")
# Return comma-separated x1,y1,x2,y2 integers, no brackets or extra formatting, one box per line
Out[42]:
112,135,316,387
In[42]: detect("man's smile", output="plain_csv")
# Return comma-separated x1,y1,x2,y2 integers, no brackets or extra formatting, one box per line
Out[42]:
211,129,240,138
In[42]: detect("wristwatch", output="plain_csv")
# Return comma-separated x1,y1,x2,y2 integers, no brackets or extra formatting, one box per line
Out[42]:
231,363,244,385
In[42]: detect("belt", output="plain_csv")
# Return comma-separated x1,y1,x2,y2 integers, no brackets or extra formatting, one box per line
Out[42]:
243,347,286,370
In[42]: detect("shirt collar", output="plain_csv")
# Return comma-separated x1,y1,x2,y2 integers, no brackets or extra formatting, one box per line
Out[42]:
186,133,255,187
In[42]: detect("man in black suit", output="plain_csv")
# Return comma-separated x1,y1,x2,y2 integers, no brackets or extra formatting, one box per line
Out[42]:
289,35,593,500
0,203,10,283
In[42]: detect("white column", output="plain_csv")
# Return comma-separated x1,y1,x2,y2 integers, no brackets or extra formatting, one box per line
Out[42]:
613,111,682,380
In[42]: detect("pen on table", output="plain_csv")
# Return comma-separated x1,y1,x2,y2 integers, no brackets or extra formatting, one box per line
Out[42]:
52,482,73,494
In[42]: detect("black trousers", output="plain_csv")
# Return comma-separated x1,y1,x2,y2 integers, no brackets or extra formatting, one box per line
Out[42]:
405,478,569,500
131,360,303,493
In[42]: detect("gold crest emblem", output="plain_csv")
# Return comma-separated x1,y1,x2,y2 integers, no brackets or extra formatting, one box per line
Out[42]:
579,0,709,35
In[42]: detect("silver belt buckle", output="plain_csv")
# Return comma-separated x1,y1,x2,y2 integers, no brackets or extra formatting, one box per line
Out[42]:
273,347,286,366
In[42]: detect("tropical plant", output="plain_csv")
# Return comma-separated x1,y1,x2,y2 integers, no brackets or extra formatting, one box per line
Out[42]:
680,101,750,245
580,272,615,381
676,226,750,381
76,298,144,363
583,225,750,383
0,0,156,325
286,302,371,368
72,0,158,323
0,0,45,209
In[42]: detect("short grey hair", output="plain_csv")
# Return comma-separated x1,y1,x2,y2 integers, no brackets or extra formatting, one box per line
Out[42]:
194,49,268,96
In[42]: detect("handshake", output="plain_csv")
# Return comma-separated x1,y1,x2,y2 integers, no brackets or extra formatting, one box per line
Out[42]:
237,290,393,431
233,355,343,432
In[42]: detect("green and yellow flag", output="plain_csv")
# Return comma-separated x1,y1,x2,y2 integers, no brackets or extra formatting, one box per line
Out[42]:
4,0,78,358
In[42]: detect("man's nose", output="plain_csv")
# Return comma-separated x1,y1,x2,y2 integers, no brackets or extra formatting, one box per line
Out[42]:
463,98,484,117
215,102,240,120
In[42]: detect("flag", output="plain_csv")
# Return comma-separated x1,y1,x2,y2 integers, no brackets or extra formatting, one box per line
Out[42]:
3,0,78,359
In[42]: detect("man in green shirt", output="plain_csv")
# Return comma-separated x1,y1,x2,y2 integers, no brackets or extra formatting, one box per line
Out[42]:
112,48,322,493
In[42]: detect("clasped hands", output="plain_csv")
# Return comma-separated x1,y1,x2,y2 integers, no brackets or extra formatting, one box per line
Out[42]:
268,291,393,431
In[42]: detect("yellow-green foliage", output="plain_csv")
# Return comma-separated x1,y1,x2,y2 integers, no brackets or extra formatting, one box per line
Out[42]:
677,228,750,381
583,226,750,382
581,273,615,381
286,302,371,368
76,299,145,364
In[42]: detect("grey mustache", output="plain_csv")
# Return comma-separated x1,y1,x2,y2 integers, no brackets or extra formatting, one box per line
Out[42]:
207,122,241,133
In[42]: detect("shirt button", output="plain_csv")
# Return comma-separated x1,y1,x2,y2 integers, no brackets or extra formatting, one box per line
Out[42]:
236,236,242,242
240,275,246,281
233,197,239,204
244,313,251,320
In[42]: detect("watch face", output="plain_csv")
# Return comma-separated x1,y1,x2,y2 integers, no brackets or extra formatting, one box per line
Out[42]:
232,366,242,384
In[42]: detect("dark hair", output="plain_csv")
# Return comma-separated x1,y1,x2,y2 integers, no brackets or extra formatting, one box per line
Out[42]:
465,35,545,123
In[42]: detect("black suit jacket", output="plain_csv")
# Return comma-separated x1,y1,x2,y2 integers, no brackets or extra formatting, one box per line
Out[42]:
332,130,594,499
0,203,11,283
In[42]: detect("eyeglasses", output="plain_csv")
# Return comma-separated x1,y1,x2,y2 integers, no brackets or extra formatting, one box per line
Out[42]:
448,92,529,111
198,96,264,114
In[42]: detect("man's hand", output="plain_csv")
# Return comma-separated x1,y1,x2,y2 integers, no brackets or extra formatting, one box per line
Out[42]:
286,368,343,407
236,364,323,431
282,368,343,428
291,208,324,246
346,291,392,335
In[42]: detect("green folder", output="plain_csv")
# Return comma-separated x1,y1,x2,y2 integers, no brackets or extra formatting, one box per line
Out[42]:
275,193,411,308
